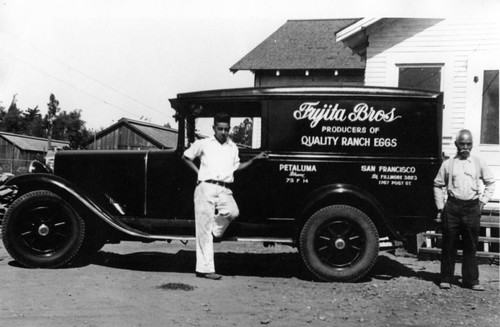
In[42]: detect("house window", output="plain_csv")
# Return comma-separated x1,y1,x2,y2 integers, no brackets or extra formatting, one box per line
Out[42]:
480,70,499,145
398,66,442,92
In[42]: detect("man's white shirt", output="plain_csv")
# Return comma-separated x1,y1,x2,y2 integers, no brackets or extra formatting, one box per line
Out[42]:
183,137,240,183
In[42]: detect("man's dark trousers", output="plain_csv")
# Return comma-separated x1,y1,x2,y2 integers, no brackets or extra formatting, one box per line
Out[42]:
440,197,481,286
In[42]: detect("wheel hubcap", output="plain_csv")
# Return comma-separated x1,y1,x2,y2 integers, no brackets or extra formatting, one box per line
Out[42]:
15,204,73,254
37,224,50,236
314,219,365,268
334,238,346,250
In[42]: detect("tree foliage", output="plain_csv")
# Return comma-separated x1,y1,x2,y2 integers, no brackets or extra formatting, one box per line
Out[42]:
23,106,45,137
230,118,253,147
0,94,90,149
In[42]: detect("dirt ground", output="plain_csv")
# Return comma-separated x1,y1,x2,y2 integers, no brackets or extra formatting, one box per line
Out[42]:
0,240,498,327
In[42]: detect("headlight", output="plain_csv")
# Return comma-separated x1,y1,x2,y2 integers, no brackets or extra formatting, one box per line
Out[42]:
28,160,52,174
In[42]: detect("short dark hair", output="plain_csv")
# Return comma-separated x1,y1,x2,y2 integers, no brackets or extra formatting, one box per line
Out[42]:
455,129,473,142
214,112,230,124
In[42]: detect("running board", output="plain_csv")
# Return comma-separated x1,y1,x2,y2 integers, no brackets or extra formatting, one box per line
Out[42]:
143,235,294,244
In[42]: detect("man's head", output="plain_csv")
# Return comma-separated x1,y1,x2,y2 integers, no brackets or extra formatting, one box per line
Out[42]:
455,129,473,159
213,112,231,144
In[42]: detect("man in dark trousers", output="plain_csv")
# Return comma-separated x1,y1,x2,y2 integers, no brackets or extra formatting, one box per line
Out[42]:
433,129,495,291
183,112,267,280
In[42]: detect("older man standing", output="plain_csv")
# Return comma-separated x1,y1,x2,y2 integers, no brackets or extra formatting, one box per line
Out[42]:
434,129,496,291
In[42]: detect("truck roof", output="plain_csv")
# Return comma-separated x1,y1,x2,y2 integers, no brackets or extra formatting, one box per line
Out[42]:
172,86,442,103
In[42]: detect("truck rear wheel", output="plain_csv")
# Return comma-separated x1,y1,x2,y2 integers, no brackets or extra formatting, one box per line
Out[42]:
299,205,379,282
1,191,85,268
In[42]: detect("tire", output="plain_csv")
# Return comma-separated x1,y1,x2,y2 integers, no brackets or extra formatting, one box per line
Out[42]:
76,217,108,258
299,205,379,282
1,190,85,268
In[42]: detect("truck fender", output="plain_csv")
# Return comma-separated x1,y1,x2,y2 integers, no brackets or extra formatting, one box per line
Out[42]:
3,173,150,239
298,183,405,241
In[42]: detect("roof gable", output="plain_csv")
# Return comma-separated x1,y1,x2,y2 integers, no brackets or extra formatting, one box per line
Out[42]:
230,19,365,72
91,118,177,148
127,119,177,148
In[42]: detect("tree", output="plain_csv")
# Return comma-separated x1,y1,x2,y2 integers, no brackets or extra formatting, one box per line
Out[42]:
0,93,91,149
45,93,60,150
23,106,44,137
230,118,253,147
0,102,6,131
3,94,24,134
52,109,89,149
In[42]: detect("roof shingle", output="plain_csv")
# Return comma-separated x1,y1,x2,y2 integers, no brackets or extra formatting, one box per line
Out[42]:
230,19,365,71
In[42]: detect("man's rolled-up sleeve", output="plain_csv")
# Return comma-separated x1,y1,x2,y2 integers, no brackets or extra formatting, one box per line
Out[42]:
433,161,448,210
184,140,202,160
479,159,496,204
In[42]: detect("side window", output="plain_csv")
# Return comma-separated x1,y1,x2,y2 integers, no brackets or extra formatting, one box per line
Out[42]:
480,70,499,145
194,117,262,149
398,65,442,92
183,102,262,149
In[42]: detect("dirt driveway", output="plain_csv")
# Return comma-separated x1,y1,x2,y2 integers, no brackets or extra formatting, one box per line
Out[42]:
1,240,498,327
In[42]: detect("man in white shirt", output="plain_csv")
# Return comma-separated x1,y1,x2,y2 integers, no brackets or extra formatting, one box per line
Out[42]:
183,112,267,280
433,129,495,291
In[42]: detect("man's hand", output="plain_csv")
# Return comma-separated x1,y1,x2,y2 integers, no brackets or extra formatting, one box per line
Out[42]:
182,155,199,174
253,152,268,161
435,211,442,225
237,152,268,171
479,201,486,213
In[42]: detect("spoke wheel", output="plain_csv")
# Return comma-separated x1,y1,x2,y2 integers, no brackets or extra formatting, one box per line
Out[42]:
300,205,379,282
1,191,85,268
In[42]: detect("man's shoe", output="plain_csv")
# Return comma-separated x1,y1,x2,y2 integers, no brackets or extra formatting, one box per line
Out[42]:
471,284,485,291
439,282,451,289
196,272,222,280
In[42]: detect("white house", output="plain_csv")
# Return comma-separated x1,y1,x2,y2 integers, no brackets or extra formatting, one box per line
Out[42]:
232,18,499,200
336,18,499,199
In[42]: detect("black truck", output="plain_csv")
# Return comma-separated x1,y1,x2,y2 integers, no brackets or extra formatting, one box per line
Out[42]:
0,86,443,281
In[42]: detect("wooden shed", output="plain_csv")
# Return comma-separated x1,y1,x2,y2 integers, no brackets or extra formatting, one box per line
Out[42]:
0,132,69,174
86,118,178,150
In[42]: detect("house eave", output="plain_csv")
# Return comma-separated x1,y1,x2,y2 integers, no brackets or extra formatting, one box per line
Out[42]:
335,17,382,42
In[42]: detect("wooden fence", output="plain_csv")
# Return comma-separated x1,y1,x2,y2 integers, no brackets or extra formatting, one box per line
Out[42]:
418,201,500,262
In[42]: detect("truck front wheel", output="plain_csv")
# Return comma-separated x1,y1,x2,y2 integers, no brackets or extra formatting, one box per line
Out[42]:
1,191,85,268
299,205,379,282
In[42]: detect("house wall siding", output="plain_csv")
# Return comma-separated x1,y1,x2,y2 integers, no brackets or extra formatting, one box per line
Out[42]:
365,18,498,141
255,72,364,87
364,18,499,199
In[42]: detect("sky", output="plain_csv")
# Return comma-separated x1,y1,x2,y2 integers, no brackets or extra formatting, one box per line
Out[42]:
0,0,499,131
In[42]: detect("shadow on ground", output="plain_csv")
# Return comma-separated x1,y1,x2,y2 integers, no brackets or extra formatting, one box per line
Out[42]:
87,249,440,283
91,250,306,279
370,254,439,284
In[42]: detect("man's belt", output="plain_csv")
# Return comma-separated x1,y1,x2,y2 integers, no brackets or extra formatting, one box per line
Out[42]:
200,180,232,189
447,195,479,204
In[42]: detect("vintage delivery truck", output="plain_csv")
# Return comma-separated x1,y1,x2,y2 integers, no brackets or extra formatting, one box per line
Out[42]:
0,86,443,282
